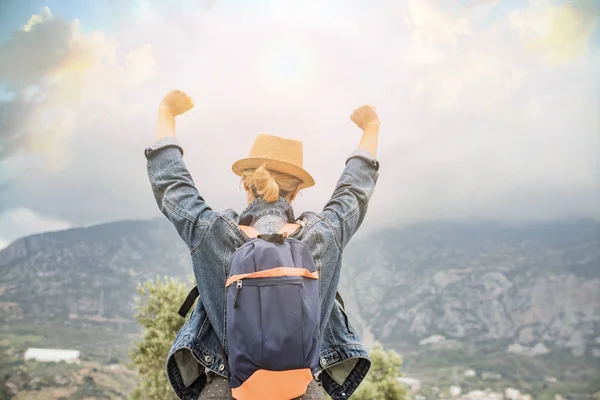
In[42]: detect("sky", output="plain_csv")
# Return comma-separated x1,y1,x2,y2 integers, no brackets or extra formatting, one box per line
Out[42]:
0,0,598,248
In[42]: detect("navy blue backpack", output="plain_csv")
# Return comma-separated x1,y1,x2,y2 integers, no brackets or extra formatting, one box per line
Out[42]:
225,223,321,400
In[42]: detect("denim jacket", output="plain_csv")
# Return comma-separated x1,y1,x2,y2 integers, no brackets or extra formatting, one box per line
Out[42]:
145,136,380,400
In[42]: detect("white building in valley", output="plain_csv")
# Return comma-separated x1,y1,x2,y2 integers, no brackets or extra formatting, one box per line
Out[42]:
505,388,521,400
24,348,81,364
450,385,462,398
397,377,422,393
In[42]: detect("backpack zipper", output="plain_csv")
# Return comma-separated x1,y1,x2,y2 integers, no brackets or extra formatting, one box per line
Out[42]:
232,277,303,309
241,276,303,286
234,280,242,308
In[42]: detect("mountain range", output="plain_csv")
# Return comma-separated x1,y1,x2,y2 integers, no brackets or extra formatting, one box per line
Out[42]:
1,217,599,398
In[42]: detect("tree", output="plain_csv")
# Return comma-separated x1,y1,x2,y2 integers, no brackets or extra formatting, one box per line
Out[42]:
341,342,408,400
129,276,190,400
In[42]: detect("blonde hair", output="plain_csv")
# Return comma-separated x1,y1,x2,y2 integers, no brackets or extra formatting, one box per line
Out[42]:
242,165,302,203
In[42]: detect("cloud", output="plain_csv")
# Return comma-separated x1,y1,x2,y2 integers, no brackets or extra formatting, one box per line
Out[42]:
510,0,600,65
0,207,71,247
0,7,156,166
0,0,598,243
362,0,599,228
0,7,74,91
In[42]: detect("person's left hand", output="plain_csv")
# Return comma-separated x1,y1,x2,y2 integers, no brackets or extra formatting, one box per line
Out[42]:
350,105,379,131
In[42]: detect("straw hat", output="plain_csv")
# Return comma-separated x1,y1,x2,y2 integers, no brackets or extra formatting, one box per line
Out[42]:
232,134,315,189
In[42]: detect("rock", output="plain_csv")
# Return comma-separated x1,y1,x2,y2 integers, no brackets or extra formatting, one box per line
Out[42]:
4,381,19,396
450,385,461,397
463,369,476,378
28,376,43,390
507,343,526,354
481,272,513,296
420,335,446,345
518,327,535,345
433,271,462,288
530,343,550,355
54,374,69,386
508,342,549,356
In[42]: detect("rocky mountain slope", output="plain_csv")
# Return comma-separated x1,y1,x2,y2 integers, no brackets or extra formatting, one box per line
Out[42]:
340,220,600,358
0,218,190,322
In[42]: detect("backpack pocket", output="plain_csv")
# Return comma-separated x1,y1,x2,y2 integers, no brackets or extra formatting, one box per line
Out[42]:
228,277,305,370
227,276,319,394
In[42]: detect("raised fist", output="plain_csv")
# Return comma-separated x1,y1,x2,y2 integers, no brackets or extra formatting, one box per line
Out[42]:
159,90,194,117
350,105,379,130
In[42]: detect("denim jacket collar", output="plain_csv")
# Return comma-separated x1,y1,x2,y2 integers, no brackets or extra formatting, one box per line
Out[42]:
238,197,296,227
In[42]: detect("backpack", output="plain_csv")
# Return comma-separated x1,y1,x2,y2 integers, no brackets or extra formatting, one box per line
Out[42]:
178,223,321,400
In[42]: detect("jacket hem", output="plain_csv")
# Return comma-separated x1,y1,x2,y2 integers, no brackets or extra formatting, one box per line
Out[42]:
318,343,371,399
166,347,202,400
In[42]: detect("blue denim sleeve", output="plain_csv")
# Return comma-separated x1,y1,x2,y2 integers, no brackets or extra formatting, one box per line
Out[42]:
145,137,215,251
320,149,380,249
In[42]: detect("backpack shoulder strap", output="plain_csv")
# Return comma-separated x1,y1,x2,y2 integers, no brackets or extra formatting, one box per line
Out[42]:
178,286,199,318
239,225,259,239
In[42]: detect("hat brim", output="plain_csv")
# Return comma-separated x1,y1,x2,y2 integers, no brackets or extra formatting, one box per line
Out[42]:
232,157,315,189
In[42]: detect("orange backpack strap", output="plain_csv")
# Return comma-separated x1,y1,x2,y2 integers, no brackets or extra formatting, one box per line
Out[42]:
239,225,259,239
278,223,302,238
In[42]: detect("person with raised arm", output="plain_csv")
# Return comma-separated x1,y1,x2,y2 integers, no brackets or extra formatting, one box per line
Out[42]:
145,90,380,400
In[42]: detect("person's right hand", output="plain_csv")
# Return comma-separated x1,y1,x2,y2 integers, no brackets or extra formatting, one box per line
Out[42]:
159,90,195,117
350,105,379,131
